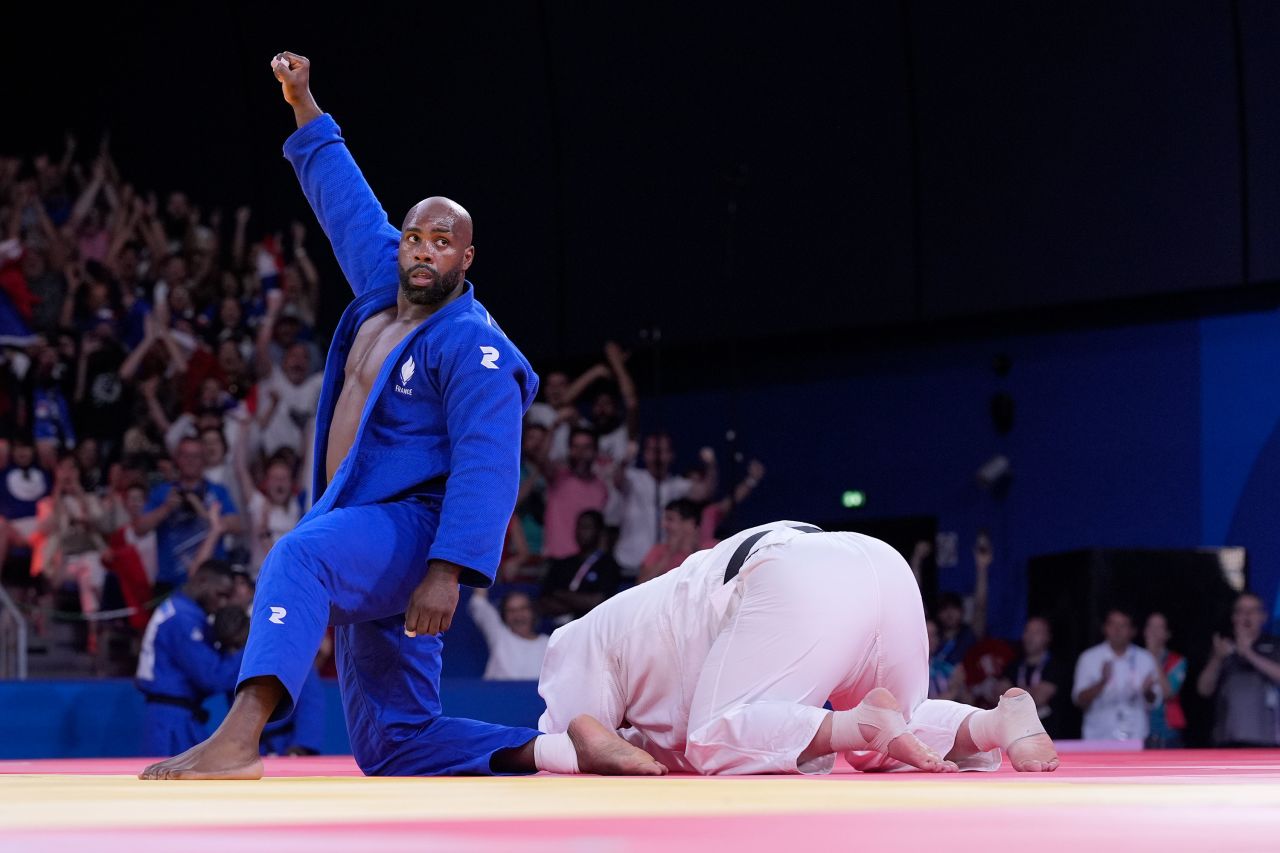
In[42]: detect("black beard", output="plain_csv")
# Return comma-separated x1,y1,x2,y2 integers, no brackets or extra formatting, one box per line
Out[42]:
400,264,464,306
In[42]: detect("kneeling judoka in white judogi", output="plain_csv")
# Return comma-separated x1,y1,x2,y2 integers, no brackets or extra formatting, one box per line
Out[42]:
534,522,1059,775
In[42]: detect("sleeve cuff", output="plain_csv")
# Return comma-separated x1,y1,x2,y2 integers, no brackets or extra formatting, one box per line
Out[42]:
428,548,495,589
282,112,339,160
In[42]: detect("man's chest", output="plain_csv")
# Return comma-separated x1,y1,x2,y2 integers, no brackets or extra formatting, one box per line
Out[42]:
345,312,424,390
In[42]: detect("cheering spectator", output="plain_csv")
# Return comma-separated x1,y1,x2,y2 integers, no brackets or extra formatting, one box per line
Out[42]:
540,509,621,625
1142,612,1187,749
536,427,609,561
525,362,611,463
1073,609,1160,742
1196,592,1280,747
638,498,702,584
254,291,322,459
133,436,240,594
32,454,117,649
590,341,639,470
232,419,301,578
30,341,76,469
515,421,548,556
0,436,50,570
694,458,765,548
467,588,549,681
933,592,976,670
926,617,963,701
613,435,715,576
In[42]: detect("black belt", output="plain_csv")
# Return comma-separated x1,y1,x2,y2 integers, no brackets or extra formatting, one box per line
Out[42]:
723,525,822,584
144,693,210,724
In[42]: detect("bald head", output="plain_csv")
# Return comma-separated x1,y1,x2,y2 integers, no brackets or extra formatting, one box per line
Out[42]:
397,196,476,309
402,197,473,246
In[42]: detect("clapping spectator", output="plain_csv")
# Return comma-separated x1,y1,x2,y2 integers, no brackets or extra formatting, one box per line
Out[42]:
1073,609,1160,741
467,587,549,681
1196,592,1280,747
1142,612,1187,749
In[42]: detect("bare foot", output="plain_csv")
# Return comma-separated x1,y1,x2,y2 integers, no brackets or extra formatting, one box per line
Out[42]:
567,715,667,776
855,688,954,773
138,734,264,780
996,688,1059,772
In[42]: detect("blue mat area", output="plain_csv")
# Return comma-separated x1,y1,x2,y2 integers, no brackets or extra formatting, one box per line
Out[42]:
0,677,545,759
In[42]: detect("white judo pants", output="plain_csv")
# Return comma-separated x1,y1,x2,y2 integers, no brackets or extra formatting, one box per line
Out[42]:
540,531,999,774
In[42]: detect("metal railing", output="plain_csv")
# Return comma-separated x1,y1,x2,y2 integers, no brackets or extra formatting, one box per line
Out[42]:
0,584,28,679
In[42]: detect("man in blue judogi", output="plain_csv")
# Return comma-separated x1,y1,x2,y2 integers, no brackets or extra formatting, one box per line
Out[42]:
141,53,666,780
135,562,241,755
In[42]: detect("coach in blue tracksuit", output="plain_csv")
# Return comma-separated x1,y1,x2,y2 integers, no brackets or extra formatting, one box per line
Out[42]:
135,563,241,755
140,53,544,780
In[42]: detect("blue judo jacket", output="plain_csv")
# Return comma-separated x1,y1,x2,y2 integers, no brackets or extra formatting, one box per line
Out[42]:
284,114,538,588
135,592,242,702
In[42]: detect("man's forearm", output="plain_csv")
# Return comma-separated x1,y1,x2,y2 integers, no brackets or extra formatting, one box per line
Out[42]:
1196,658,1223,698
292,95,323,130
1240,647,1280,684
1075,679,1105,709
134,501,175,536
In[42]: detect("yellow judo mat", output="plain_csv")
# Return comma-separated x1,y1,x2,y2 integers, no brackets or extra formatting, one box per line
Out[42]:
3,751,1280,852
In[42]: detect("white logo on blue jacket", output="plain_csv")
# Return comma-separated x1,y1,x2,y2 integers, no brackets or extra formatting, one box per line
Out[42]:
396,356,415,396
479,346,500,369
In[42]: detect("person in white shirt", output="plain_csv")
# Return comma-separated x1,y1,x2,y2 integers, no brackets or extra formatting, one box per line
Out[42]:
468,588,550,681
121,483,159,585
534,521,1059,776
612,434,715,574
231,416,301,578
1072,609,1160,741
254,291,323,459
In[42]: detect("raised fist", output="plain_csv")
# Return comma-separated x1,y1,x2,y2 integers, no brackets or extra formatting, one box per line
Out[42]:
271,52,312,107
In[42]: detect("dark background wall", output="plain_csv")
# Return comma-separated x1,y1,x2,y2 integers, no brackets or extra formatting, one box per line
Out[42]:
8,3,1280,639
10,1,1280,360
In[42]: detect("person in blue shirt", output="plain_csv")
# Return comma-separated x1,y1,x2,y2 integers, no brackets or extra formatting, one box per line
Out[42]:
135,561,243,756
141,52,663,781
135,436,241,594
0,436,50,569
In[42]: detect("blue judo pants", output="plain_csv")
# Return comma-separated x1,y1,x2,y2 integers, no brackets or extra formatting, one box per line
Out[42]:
238,496,540,775
141,703,206,757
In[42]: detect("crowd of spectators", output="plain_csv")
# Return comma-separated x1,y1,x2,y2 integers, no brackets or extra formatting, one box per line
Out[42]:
925,536,1280,748
0,134,324,659
0,134,770,683
2,135,1275,750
